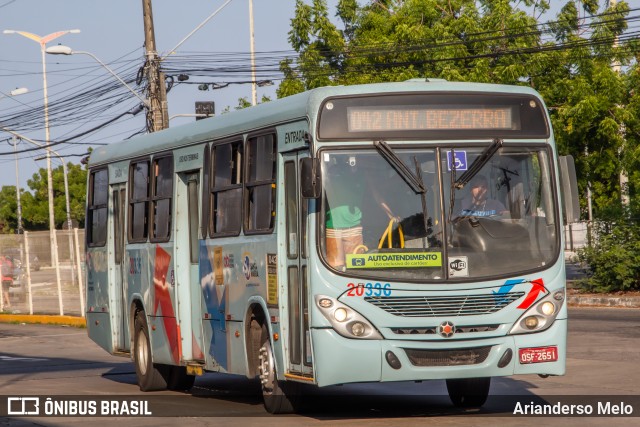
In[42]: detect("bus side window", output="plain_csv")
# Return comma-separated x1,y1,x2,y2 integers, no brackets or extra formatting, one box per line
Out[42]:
87,168,108,247
151,155,173,242
129,160,150,242
245,133,276,233
211,141,243,236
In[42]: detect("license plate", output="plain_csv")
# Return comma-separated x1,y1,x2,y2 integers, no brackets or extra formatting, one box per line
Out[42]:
518,346,558,364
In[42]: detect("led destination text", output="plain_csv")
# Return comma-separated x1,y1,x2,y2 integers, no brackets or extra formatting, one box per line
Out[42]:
347,107,513,131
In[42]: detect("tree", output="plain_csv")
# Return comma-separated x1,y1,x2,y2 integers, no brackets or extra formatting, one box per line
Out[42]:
279,0,636,220
0,186,20,233
18,162,87,231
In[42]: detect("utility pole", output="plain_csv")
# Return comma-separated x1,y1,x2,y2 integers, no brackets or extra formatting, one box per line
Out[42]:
249,0,257,106
12,136,23,234
608,0,628,206
142,0,168,132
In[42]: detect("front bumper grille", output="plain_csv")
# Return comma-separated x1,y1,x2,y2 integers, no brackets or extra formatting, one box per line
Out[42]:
365,292,525,317
391,324,499,336
404,346,492,367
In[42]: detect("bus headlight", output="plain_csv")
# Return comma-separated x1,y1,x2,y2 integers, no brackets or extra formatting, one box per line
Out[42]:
509,289,564,335
315,295,382,340
334,308,348,322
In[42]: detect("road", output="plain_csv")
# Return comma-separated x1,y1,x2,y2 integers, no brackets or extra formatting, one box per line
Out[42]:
0,307,638,426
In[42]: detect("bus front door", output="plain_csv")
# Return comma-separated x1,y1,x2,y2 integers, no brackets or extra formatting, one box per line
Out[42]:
111,183,129,351
282,153,313,377
174,171,205,363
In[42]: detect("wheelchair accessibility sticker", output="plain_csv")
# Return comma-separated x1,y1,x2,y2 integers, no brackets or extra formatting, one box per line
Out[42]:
346,252,442,269
447,150,468,171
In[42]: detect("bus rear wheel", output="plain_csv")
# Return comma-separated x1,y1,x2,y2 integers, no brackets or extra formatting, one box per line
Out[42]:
446,377,491,408
257,324,299,414
133,311,168,391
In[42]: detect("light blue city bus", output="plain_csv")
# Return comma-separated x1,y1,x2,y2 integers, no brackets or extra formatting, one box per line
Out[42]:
85,79,579,413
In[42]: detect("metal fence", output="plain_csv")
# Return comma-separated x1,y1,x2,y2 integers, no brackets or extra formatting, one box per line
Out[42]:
0,229,85,316
0,222,597,317
564,221,590,252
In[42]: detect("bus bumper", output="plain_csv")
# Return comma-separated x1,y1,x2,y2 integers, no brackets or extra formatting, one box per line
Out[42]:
311,319,566,387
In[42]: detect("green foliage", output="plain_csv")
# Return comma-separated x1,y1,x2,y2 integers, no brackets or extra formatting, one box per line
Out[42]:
280,0,637,222
220,95,272,114
1,162,87,232
577,214,640,292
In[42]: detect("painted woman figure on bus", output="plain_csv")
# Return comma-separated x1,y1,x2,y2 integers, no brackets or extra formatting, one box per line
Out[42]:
324,156,368,270
459,174,507,217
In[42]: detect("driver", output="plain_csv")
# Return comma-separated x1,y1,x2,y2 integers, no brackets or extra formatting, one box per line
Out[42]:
459,174,507,217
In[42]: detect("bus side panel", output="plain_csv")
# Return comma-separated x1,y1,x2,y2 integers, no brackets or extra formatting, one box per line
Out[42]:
199,239,277,375
86,247,114,353
133,244,181,366
200,241,229,372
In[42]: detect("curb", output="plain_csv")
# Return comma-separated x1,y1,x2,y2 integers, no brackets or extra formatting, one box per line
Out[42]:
567,296,640,308
0,314,86,327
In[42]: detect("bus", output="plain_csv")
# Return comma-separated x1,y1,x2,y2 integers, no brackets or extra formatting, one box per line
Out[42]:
85,79,580,413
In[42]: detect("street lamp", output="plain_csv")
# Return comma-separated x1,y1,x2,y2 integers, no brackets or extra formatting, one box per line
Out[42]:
0,87,29,100
3,29,79,316
46,45,149,107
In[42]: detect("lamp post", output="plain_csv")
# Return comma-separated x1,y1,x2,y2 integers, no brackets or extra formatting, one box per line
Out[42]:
35,151,75,287
4,29,80,316
46,45,149,107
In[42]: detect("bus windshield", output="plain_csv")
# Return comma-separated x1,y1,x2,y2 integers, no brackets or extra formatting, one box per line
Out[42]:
320,145,559,281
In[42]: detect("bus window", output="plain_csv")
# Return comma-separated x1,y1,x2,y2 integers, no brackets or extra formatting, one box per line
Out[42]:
87,168,108,247
201,144,210,239
245,134,276,233
211,141,243,236
129,160,150,242
284,161,298,258
151,155,173,242
188,177,199,263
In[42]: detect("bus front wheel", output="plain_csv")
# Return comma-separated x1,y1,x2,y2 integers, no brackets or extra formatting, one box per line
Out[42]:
133,311,168,391
446,377,491,408
257,324,299,414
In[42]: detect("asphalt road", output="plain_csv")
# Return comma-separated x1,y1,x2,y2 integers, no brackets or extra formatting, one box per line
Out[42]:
0,307,638,426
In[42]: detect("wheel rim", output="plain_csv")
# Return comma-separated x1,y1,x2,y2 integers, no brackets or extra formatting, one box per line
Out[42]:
137,329,148,376
258,341,275,395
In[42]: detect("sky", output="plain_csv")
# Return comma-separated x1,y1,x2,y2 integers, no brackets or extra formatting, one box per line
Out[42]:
0,0,341,191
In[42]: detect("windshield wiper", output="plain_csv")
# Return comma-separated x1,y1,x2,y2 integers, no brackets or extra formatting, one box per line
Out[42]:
374,140,425,194
448,138,503,224
373,140,432,248
454,138,503,190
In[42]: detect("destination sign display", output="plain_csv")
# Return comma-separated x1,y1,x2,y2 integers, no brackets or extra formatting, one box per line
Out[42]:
317,93,549,140
347,106,514,132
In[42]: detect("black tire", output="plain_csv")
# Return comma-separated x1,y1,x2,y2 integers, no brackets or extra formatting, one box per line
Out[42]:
133,311,168,391
167,366,196,391
446,377,491,408
257,323,299,414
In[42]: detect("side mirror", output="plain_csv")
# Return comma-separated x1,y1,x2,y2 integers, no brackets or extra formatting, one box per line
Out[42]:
559,155,580,224
300,157,322,199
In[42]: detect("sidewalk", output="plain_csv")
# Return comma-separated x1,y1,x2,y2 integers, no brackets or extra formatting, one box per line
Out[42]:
0,313,86,327
567,291,640,308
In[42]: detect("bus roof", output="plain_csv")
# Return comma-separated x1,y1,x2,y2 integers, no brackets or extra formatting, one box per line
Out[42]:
88,80,543,167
